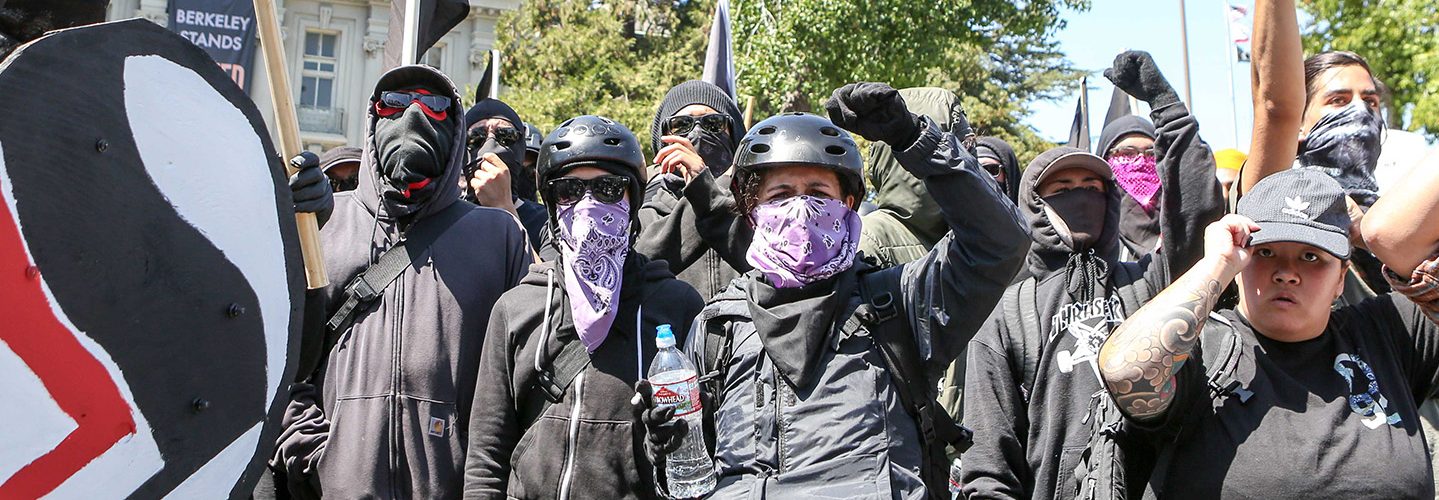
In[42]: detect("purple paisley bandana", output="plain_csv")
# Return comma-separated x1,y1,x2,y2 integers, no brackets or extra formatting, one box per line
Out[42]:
557,196,631,352
746,195,861,289
1109,154,1160,212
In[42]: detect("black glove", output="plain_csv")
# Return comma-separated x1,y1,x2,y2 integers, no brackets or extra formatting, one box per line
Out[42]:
633,380,688,466
824,82,924,148
1103,50,1180,109
288,151,333,221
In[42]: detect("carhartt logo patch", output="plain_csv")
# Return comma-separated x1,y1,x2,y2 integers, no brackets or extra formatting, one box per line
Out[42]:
428,417,446,437
1282,196,1311,219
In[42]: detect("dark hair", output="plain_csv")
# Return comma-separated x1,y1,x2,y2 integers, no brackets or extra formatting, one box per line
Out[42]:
731,166,859,217
1302,51,1385,109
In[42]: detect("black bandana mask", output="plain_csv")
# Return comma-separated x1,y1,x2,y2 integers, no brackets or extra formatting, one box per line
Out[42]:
374,102,455,207
1042,188,1109,251
688,126,736,175
465,130,530,202
1299,101,1383,206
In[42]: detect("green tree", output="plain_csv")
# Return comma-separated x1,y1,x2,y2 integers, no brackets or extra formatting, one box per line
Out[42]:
1300,0,1439,137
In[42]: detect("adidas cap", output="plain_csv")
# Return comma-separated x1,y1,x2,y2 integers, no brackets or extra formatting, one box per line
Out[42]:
1236,168,1352,260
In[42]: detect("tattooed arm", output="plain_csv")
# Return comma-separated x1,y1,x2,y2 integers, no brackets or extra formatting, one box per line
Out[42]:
1098,215,1259,422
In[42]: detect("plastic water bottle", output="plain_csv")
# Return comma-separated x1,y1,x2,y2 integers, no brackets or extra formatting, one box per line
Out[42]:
648,324,717,498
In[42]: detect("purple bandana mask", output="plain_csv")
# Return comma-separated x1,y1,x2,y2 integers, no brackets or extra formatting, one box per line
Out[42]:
746,195,861,289
557,196,631,352
1109,154,1160,212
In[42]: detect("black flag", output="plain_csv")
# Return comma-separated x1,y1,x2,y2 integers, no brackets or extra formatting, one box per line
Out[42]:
1102,85,1133,131
383,0,470,72
1067,75,1091,150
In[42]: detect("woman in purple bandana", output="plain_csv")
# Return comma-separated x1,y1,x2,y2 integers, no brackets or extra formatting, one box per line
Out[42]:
634,83,1030,499
463,115,706,499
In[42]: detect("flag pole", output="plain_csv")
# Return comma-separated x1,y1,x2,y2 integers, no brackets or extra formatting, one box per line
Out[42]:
401,0,421,65
1222,3,1241,147
489,49,501,97
1178,0,1194,106
254,0,328,289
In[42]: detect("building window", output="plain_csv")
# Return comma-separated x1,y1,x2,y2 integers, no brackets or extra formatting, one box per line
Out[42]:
422,45,444,71
300,31,338,110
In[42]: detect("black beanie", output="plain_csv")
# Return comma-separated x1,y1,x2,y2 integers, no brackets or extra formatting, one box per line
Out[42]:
465,98,523,130
1095,114,1156,158
649,80,746,153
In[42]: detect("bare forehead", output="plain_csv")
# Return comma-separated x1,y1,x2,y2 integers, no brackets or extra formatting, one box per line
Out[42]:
1314,65,1377,94
762,164,841,186
469,117,514,131
675,104,719,117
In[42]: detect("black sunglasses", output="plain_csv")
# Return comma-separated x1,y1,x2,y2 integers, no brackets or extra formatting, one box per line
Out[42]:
378,91,452,112
547,175,629,205
468,126,523,148
664,113,730,136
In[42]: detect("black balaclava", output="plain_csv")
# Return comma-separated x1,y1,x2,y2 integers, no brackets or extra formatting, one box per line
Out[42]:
464,96,532,202
373,87,456,217
1298,101,1383,206
976,136,1021,203
650,80,746,176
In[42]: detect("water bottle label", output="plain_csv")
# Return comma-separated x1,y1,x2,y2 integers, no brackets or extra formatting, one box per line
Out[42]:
652,374,702,417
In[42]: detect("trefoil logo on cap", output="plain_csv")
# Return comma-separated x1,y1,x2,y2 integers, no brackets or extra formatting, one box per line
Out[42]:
1283,196,1311,219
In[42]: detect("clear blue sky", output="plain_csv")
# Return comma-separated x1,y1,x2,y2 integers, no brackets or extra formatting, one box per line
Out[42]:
1026,0,1255,153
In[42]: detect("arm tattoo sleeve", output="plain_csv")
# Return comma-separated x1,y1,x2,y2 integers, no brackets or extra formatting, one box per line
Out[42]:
1098,275,1223,421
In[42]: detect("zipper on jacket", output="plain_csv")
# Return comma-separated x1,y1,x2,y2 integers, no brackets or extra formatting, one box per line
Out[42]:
389,274,405,499
557,372,585,500
774,369,787,473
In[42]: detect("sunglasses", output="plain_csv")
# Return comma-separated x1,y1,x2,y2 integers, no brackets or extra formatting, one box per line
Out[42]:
378,91,453,113
1108,146,1157,160
468,126,523,148
664,113,730,136
547,175,629,206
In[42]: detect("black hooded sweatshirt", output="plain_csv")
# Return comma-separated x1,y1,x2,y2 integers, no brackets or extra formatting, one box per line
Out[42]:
976,136,1023,204
270,66,532,500
462,255,704,500
960,100,1223,500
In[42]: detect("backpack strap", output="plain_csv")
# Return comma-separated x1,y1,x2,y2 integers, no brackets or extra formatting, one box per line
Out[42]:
311,202,470,381
855,267,972,500
1004,277,1042,403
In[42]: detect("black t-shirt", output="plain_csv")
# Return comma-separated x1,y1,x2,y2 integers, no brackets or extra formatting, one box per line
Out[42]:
1146,293,1439,499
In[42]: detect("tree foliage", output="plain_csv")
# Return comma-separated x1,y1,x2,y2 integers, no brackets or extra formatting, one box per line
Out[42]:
496,0,1088,161
1300,0,1439,138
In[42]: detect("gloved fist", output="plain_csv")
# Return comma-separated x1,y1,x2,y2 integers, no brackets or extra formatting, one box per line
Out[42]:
288,151,333,215
824,82,924,148
1103,50,1180,108
632,380,688,465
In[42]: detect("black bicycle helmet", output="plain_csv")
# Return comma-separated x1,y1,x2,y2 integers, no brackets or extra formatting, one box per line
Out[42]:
524,122,544,155
537,115,647,235
732,113,865,203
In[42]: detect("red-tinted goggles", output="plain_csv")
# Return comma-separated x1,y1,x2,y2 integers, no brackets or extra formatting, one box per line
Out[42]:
375,90,451,121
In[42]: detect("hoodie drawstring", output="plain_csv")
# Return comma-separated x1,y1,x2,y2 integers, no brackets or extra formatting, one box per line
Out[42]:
635,306,645,381
1065,249,1110,304
535,268,556,374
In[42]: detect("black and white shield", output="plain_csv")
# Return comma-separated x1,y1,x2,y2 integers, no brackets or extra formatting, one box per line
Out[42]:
0,19,303,499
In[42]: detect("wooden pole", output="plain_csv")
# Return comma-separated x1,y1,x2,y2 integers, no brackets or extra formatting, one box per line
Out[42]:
254,0,328,289
744,95,756,129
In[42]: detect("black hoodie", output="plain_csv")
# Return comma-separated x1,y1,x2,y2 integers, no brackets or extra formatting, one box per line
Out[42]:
462,255,704,499
960,100,1223,500
977,136,1023,204
270,65,533,500
1095,115,1163,259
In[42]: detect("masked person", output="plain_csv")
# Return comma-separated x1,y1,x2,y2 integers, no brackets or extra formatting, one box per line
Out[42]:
463,115,704,499
1095,115,1161,259
463,94,547,251
976,136,1022,204
859,87,978,269
319,146,362,193
633,80,750,300
522,122,544,190
270,65,532,500
636,83,1030,498
1096,169,1439,498
959,51,1224,500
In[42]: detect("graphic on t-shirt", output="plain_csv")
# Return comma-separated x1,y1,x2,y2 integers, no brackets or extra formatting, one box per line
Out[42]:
1051,296,1125,381
1334,353,1402,429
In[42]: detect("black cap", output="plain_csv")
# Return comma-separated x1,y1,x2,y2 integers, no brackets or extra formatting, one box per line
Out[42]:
1237,168,1352,259
319,146,362,173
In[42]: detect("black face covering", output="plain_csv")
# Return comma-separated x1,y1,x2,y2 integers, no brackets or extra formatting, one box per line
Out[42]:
373,102,455,209
1298,102,1383,206
688,126,736,175
466,130,531,202
1042,188,1109,251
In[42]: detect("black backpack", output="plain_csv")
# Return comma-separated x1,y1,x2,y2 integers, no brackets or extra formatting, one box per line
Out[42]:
696,264,972,499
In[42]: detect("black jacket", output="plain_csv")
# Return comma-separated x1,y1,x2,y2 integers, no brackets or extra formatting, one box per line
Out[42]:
462,255,705,499
634,171,753,300
960,100,1223,500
